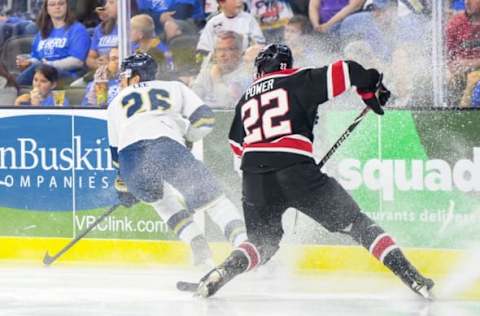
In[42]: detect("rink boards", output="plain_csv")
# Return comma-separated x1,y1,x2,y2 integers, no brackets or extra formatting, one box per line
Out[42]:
0,107,479,278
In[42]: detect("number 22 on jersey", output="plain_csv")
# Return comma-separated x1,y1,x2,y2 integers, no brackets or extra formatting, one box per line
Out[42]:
242,88,292,143
121,88,171,118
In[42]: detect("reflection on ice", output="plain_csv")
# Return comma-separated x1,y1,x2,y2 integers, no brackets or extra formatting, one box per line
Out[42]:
0,265,478,316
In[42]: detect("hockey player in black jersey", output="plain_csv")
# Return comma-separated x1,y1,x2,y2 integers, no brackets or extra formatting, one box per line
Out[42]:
190,44,434,299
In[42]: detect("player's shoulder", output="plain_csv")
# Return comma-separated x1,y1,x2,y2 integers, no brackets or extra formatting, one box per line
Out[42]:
252,67,313,85
145,79,190,95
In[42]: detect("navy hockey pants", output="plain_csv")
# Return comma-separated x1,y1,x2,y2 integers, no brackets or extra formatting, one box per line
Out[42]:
119,137,222,209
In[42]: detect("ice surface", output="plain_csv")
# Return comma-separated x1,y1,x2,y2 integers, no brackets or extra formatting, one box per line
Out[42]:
0,265,478,316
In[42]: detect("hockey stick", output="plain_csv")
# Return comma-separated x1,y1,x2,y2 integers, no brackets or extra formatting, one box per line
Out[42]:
292,107,371,229
177,281,199,292
178,108,372,294
42,204,121,266
317,106,370,169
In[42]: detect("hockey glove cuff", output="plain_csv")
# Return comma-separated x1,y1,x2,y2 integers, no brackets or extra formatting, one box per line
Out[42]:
114,176,139,208
358,73,391,115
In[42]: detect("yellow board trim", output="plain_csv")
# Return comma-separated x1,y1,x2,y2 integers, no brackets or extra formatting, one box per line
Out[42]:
0,236,469,276
0,237,478,299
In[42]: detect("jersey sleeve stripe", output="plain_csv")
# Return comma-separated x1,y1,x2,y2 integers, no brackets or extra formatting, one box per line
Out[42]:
188,105,215,127
191,117,215,128
327,61,351,99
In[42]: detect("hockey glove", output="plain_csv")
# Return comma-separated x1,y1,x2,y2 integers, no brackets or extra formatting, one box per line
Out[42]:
358,73,391,115
114,176,139,208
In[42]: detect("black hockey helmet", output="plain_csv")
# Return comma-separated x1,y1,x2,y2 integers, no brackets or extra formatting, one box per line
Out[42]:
254,43,293,78
120,53,158,82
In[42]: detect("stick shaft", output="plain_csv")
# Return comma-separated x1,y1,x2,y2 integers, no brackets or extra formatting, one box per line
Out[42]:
318,107,370,169
44,204,120,265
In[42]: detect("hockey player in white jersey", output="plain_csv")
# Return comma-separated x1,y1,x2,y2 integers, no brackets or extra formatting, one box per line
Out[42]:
107,53,247,266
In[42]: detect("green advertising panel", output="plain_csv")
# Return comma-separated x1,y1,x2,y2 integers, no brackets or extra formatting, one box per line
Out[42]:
0,109,479,250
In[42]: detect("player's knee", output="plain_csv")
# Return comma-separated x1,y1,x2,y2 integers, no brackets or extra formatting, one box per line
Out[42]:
127,177,163,203
341,212,384,247
131,186,163,203
252,231,282,265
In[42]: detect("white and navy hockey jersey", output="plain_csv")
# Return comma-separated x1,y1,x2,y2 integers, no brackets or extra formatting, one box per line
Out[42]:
107,80,214,165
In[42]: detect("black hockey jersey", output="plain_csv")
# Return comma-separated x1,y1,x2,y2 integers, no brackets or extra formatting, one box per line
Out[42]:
228,60,381,173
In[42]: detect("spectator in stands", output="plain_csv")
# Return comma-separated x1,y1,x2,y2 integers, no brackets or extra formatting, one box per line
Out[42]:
470,74,480,107
395,0,431,16
460,69,480,107
15,64,69,106
339,0,427,62
131,14,175,72
73,0,105,28
446,0,480,105
160,11,200,43
15,0,91,86
249,0,294,42
0,0,39,46
192,31,251,108
308,0,364,35
86,0,119,70
81,47,120,107
136,0,205,32
283,15,317,67
450,0,465,12
196,0,265,56
0,62,19,106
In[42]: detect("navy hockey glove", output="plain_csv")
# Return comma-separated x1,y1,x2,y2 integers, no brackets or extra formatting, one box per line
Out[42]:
358,73,391,115
114,177,139,208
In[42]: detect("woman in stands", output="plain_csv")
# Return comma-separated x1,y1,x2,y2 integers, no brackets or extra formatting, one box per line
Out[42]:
308,0,365,34
15,0,90,86
15,64,70,106
86,0,138,71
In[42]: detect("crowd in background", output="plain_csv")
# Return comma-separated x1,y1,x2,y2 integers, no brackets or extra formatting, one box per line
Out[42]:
0,0,477,108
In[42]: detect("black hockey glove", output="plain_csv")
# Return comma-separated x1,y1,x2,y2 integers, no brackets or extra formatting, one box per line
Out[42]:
358,73,391,115
114,176,139,208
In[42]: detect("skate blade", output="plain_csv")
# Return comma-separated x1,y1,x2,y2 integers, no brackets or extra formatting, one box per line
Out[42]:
418,286,435,301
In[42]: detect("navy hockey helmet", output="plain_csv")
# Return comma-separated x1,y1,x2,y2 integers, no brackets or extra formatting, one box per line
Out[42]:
254,43,293,78
120,53,158,82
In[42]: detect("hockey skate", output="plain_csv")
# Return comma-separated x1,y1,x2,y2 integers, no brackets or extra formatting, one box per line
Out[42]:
195,267,230,298
398,266,435,299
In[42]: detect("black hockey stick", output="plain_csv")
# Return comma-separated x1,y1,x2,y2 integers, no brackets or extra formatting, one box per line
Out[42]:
42,204,121,266
177,281,200,292
317,106,370,169
292,107,371,229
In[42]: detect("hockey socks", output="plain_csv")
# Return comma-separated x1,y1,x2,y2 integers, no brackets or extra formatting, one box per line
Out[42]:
149,186,213,266
344,212,434,298
203,195,248,246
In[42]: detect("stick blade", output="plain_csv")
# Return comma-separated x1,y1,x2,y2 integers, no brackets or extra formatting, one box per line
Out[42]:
176,281,198,292
42,251,55,266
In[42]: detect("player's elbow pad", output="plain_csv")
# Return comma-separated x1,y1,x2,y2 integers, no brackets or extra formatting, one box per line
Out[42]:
185,105,215,142
185,125,213,142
